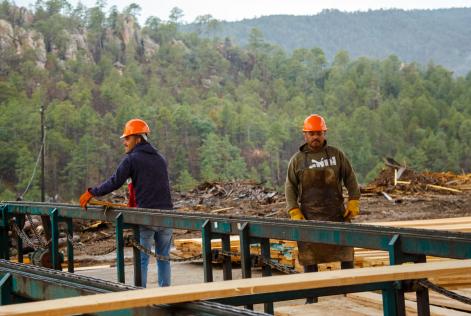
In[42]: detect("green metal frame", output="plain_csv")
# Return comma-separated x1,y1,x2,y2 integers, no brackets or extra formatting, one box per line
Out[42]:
1,201,471,316
66,217,74,273
0,273,12,305
50,208,59,270
115,213,125,283
0,206,9,260
0,260,268,316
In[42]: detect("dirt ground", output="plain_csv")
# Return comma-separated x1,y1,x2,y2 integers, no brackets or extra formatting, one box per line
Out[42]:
356,192,471,222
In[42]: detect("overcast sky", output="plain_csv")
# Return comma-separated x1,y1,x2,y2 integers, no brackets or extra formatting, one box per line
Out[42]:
14,0,471,23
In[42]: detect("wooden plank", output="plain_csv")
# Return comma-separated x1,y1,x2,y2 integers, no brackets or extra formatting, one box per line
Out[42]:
1,260,471,316
426,184,462,193
405,289,471,312
275,296,380,316
349,292,469,316
367,216,471,228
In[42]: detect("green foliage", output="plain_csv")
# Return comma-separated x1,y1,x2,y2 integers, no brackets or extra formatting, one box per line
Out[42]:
200,133,248,181
175,169,198,192
1,4,470,202
182,8,471,76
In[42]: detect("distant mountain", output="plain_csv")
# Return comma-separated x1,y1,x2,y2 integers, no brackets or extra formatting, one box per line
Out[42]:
182,8,471,76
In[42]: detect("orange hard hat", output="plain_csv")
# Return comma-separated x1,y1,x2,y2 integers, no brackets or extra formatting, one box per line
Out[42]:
121,119,150,138
303,114,327,132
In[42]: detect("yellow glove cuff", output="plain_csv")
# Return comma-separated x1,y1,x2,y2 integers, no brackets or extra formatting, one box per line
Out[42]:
344,199,360,219
288,207,305,220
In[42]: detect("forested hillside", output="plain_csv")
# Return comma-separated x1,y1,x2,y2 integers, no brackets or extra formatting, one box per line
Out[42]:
183,8,471,75
0,1,470,202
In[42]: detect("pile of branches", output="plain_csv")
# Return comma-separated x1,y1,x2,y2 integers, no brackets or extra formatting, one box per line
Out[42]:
364,166,471,195
173,180,285,217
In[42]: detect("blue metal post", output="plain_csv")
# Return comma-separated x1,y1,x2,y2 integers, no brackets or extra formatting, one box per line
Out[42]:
202,220,213,282
0,207,9,260
132,225,142,287
66,218,74,273
0,273,12,305
116,213,125,283
221,234,232,280
50,208,59,270
261,238,273,315
15,215,24,263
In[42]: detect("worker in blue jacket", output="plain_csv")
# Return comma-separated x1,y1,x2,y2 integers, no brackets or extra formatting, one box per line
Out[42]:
80,118,173,287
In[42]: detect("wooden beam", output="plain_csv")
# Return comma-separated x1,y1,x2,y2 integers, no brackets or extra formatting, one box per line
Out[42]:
349,292,469,316
1,260,471,316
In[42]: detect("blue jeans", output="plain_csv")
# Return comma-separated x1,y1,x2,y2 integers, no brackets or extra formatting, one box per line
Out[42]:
139,225,173,287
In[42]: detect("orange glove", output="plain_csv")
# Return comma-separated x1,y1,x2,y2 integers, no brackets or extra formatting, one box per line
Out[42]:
343,199,360,220
288,207,305,220
79,190,94,210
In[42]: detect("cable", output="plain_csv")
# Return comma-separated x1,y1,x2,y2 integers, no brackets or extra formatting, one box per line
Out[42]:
418,279,471,305
19,130,45,199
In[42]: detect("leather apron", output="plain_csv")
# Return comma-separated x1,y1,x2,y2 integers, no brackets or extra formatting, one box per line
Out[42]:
297,151,354,266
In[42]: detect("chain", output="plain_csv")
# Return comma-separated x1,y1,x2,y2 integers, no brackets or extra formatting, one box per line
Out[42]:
26,214,48,248
418,279,471,305
10,219,299,273
127,236,204,262
67,233,117,256
218,250,300,274
10,220,40,250
261,257,300,274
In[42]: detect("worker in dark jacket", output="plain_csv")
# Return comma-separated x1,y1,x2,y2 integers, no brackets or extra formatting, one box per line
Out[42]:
285,114,360,303
80,118,173,287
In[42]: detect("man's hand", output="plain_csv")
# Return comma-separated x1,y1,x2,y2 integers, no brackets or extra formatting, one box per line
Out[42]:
343,199,360,220
288,207,305,220
79,190,94,210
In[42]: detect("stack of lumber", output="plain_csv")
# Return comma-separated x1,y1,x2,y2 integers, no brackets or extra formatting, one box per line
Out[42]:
367,216,471,232
173,237,298,266
173,236,242,262
355,216,471,269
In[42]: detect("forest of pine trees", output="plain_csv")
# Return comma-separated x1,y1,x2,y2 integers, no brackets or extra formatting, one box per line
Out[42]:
0,1,470,202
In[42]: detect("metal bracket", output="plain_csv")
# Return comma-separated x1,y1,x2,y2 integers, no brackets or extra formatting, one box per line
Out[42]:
132,225,142,287
383,234,406,316
202,220,213,282
260,238,274,314
238,222,253,310
116,213,125,283
49,208,59,270
0,206,9,260
0,273,12,305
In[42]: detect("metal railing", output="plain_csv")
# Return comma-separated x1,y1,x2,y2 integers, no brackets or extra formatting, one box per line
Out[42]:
1,201,471,316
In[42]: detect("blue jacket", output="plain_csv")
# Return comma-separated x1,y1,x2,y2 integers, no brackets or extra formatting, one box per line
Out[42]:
90,142,173,210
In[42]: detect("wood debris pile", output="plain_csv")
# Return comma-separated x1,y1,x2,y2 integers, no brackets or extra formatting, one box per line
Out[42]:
363,167,471,195
173,180,287,217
